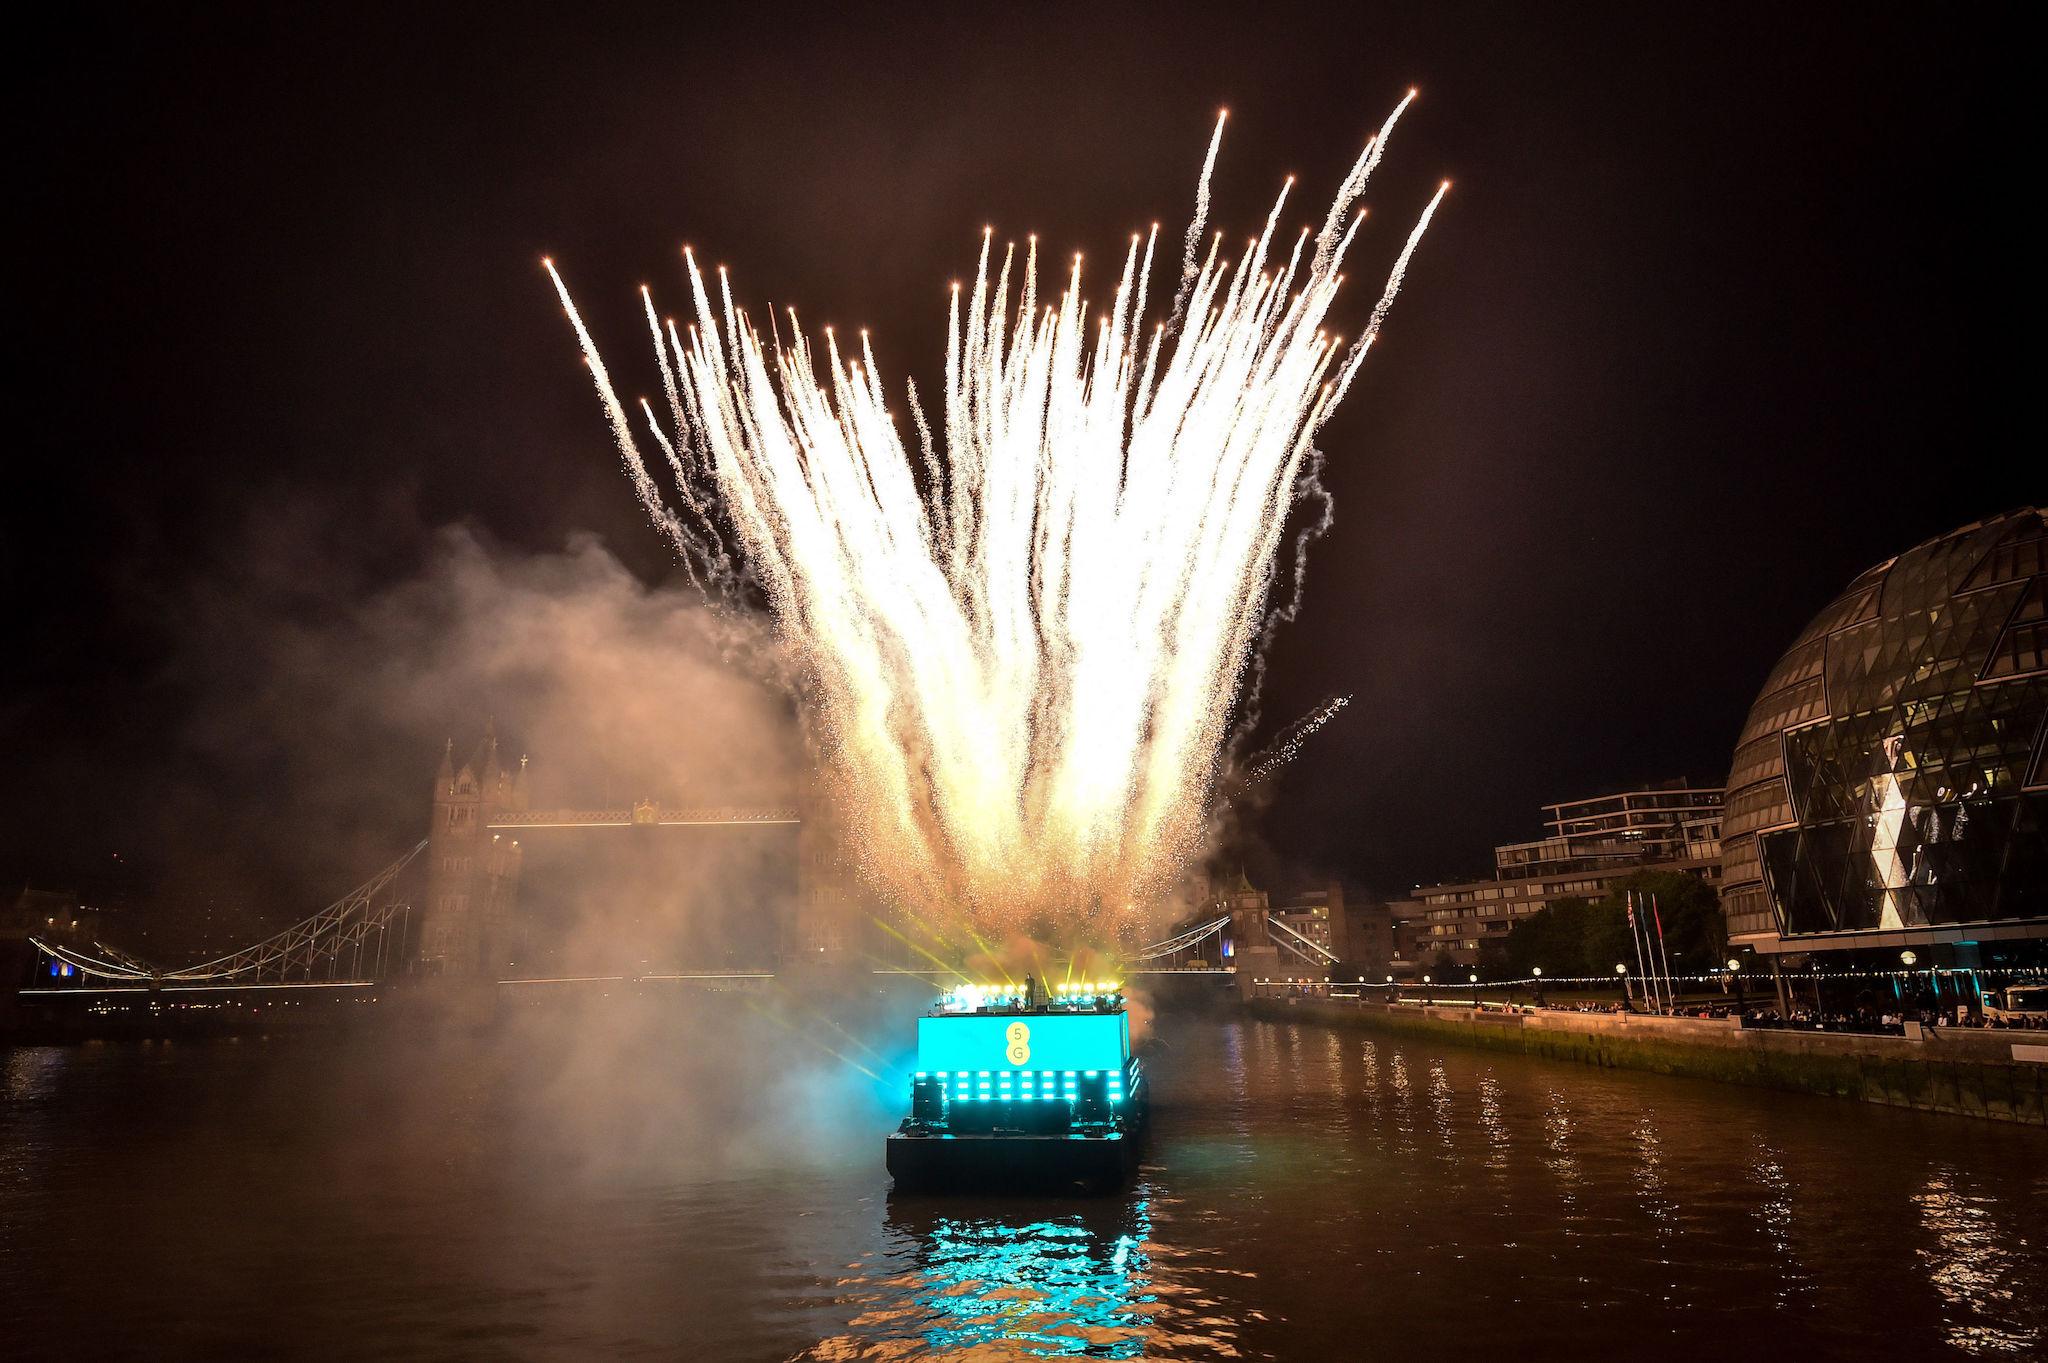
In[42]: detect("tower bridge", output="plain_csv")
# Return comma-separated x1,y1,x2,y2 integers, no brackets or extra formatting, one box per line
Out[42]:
486,804,801,829
420,724,853,978
27,841,426,991
21,729,1314,997
19,825,1303,1000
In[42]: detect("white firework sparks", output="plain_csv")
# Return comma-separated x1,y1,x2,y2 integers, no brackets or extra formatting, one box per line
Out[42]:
1245,695,1353,785
547,94,1445,942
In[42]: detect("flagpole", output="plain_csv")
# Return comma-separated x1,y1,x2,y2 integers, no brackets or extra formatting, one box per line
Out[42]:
1652,893,1676,1014
1627,892,1655,1014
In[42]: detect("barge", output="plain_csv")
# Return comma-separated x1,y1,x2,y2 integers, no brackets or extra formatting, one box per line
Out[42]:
887,979,1148,1193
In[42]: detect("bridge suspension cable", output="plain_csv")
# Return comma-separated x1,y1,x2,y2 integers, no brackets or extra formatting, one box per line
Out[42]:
32,841,427,986
1133,914,1232,962
1268,915,1339,966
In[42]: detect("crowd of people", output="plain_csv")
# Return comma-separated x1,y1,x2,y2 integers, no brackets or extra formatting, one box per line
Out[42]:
1739,1006,2048,1033
1738,1007,1911,1036
1949,1010,2048,1031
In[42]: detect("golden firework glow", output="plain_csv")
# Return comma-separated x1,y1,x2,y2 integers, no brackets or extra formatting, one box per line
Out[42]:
548,94,1444,941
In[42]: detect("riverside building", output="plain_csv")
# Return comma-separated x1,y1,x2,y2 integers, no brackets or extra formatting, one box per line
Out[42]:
1407,783,1725,968
1719,508,2047,974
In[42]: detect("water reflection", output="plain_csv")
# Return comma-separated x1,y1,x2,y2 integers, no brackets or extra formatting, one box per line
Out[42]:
1477,1073,1510,1173
1748,1136,1807,1308
801,1195,1229,1360
1427,1060,1456,1162
6,1015,2047,1360
1914,1167,2045,1356
1632,1115,1676,1242
1543,1087,1581,1232
1386,1050,1415,1156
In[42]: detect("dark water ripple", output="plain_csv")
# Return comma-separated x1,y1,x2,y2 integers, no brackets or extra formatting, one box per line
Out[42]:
4,1012,2045,1360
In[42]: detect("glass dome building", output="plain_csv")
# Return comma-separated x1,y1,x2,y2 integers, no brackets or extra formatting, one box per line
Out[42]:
1720,507,2047,962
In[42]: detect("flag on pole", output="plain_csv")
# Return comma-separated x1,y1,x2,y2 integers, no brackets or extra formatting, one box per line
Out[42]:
1626,891,1654,1013
1652,893,1675,1012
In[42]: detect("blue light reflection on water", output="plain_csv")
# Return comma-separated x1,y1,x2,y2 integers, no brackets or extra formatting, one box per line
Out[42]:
883,1199,1157,1357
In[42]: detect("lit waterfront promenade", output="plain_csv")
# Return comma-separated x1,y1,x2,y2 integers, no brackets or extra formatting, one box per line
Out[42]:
1247,994,2048,1125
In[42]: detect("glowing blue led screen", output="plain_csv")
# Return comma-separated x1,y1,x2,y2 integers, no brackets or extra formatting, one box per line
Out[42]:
916,1012,1130,1073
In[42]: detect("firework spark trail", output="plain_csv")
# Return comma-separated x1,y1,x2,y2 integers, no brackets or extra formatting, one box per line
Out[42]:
547,96,1443,942
1167,109,1228,335
1244,695,1353,785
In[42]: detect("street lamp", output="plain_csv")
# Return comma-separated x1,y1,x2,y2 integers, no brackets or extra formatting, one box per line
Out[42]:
1898,950,1923,1019
1532,965,1545,1008
1616,962,1632,1010
1422,973,1432,1006
1726,957,1746,1009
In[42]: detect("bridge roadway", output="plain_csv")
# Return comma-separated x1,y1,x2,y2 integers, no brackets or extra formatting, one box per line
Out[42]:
486,805,800,829
16,966,1233,999
19,844,1276,1000
19,972,784,995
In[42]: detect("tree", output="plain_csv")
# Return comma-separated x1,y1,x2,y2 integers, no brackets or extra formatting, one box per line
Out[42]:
1504,873,1727,983
1476,938,1512,980
1602,870,1726,975
1506,896,1602,978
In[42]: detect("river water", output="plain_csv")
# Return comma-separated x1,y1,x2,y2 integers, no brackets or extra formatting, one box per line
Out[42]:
3,998,2044,1361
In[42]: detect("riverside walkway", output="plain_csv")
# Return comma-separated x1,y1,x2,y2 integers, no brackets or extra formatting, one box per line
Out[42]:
1248,995,2048,1125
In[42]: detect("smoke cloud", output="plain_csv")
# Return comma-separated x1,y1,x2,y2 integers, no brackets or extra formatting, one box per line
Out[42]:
150,501,919,1175
157,503,802,969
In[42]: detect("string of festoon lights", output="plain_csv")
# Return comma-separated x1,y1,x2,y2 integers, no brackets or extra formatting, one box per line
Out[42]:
1279,966,2048,989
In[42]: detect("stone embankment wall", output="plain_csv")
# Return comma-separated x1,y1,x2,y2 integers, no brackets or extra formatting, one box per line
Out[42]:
1247,998,2048,1126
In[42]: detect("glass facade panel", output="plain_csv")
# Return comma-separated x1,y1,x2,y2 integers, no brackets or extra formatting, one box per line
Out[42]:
1721,508,2048,944
1958,529,2045,593
1737,674,1828,747
1726,734,1785,793
1981,579,2046,681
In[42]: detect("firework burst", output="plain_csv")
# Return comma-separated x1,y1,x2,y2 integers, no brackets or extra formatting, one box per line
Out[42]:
548,94,1445,941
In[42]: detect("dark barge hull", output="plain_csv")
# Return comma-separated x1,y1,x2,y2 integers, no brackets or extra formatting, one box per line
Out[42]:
886,1124,1142,1193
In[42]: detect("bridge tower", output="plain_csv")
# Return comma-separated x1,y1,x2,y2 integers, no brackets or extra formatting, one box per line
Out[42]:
792,787,857,967
421,723,527,976
1223,869,1282,999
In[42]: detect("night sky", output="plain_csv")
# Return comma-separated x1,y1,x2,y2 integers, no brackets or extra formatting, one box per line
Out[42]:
8,3,2026,922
